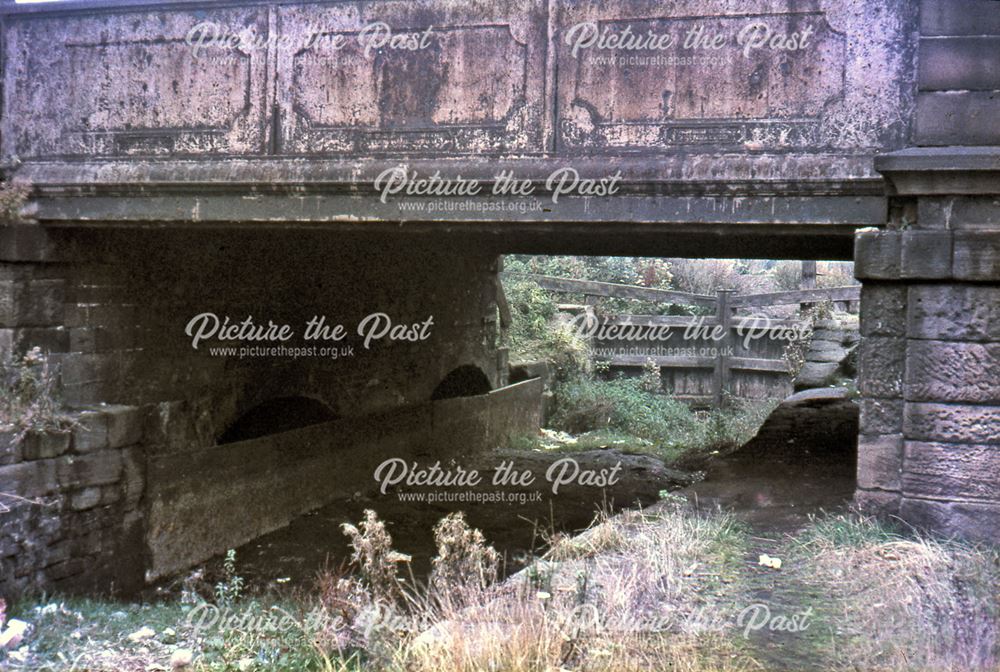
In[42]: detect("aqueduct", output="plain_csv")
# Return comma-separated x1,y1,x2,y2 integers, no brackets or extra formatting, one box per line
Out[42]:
0,0,998,594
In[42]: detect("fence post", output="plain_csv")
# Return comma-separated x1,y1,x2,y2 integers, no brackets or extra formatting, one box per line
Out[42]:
800,260,816,312
713,289,735,408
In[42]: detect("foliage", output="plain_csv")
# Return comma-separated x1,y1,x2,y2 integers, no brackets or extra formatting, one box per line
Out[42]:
429,512,501,609
0,347,69,440
504,255,682,315
341,510,411,604
213,550,245,606
500,271,591,382
0,182,29,222
548,375,775,463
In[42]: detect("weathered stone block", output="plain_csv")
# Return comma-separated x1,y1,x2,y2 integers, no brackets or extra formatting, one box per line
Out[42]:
906,340,1000,404
919,36,1000,91
855,230,902,280
69,326,135,354
805,340,850,363
860,285,907,337
0,280,66,328
921,0,1000,35
901,230,953,278
99,485,122,506
71,411,109,453
951,197,1000,230
793,361,839,389
920,196,1000,230
105,405,143,448
45,557,88,582
903,441,1000,501
56,451,123,489
60,353,119,388
854,489,901,517
22,431,71,461
857,337,906,398
953,231,1000,281
0,431,21,466
908,284,1000,341
69,487,102,511
0,460,58,498
916,91,1000,146
904,402,1000,444
857,434,903,491
859,398,904,435
899,497,1000,544
121,447,145,508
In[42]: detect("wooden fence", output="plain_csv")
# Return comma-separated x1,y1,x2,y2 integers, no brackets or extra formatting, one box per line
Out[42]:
507,273,861,407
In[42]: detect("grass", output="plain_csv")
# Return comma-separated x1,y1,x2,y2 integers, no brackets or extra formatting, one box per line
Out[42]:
546,376,777,466
790,512,1000,672
4,508,998,671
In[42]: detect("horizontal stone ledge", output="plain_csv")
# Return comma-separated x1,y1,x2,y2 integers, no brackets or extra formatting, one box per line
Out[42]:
875,147,1000,196
26,192,889,230
12,155,886,192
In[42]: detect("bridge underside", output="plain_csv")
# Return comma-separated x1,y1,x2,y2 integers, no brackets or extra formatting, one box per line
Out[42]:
2,0,1000,597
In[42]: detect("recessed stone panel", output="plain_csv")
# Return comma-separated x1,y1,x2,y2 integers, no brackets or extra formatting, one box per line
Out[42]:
275,0,546,155
554,0,914,153
2,7,270,159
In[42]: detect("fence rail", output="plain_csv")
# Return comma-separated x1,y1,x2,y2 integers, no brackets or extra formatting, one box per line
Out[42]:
504,272,860,406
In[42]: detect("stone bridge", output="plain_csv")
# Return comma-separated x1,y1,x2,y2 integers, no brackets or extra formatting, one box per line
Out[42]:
0,0,998,594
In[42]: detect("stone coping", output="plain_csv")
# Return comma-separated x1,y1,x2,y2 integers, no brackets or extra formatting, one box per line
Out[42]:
875,147,1000,196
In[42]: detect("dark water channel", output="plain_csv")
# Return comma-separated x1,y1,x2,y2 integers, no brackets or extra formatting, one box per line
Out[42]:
221,448,683,591
196,410,857,596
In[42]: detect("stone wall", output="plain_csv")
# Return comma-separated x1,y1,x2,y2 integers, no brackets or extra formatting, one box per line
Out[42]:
145,379,542,580
1,225,504,429
853,0,1000,543
0,406,145,597
0,224,537,596
855,152,1000,543
794,317,859,390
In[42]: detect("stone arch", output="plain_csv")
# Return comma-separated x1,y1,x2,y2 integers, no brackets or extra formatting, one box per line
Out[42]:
430,365,492,401
217,395,338,444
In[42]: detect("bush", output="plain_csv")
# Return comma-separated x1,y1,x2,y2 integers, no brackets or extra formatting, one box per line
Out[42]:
548,376,775,462
501,272,591,383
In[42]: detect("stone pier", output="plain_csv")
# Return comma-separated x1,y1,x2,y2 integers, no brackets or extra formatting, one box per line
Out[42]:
855,150,1000,542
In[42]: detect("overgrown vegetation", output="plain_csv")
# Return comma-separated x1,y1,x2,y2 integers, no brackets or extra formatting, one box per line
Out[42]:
548,376,775,464
791,513,1000,671
0,181,29,222
501,255,801,465
0,347,70,440
7,507,997,671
